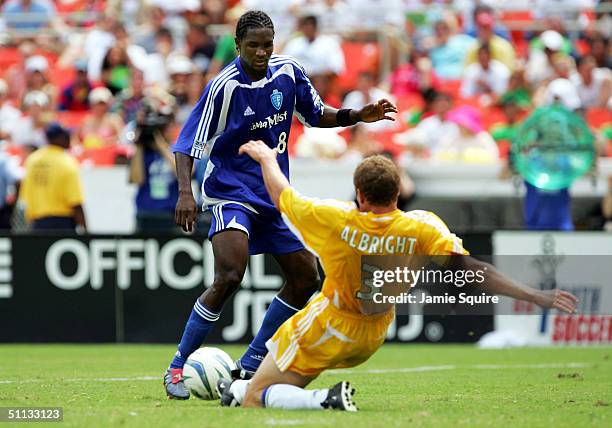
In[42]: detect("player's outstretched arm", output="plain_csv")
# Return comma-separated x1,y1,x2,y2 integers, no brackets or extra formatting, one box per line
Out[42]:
238,141,289,209
317,99,398,128
174,152,197,232
461,256,578,313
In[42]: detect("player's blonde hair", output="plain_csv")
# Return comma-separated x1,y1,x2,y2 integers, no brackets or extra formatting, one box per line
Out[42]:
353,155,400,206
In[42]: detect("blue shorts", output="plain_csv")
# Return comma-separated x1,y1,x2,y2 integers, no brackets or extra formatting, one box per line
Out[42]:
207,203,304,255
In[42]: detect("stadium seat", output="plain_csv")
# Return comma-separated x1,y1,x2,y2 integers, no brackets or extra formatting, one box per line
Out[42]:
585,108,611,130
55,111,88,129
336,42,380,94
49,67,76,91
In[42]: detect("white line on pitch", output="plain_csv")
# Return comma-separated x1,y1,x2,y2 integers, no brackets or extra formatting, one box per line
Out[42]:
0,363,591,385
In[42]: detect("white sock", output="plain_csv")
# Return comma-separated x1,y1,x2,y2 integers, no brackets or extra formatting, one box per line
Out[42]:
262,384,329,410
229,379,250,404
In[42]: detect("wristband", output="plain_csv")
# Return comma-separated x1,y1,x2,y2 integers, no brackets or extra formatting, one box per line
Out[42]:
337,109,359,127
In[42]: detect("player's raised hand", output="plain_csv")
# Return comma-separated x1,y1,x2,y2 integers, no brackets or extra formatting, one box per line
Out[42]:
534,289,579,314
239,140,278,164
175,192,197,232
358,99,398,123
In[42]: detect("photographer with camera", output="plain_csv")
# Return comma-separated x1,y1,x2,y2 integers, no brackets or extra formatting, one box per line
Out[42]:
128,90,180,232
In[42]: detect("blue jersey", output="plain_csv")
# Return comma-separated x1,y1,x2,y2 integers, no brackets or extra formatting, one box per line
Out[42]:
173,55,325,216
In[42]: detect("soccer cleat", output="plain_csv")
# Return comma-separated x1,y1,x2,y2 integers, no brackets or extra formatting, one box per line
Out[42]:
163,368,190,400
231,359,256,380
217,378,240,407
321,381,358,411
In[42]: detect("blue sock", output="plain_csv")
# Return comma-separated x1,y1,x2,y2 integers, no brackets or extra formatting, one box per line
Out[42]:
170,299,220,369
240,296,299,372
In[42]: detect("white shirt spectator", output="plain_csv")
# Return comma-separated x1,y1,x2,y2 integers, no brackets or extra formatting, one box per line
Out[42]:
570,68,612,109
460,59,510,98
283,34,345,76
345,0,404,30
394,115,459,153
301,0,351,34
10,117,46,148
343,86,394,131
242,0,304,42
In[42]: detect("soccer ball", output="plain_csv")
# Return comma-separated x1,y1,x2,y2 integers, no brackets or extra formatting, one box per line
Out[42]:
183,347,236,400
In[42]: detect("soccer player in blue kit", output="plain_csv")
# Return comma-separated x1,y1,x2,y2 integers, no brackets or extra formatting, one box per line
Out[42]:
165,10,398,399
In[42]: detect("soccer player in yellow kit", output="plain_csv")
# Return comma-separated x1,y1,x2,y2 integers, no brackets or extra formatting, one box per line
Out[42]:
217,141,579,412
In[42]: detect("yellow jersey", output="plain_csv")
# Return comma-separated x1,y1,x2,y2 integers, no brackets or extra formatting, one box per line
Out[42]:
21,145,84,222
279,187,468,315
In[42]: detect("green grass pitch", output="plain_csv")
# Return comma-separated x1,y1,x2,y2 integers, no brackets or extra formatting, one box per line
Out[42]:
1,344,610,427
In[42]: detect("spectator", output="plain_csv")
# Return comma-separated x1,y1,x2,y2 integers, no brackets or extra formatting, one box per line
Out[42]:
133,6,168,54
1,0,55,31
176,72,206,125
4,40,35,102
526,30,568,86
112,67,146,124
58,60,94,112
427,17,475,80
0,150,23,230
433,106,499,163
571,55,612,109
490,91,530,157
167,55,194,108
101,46,131,95
187,22,216,74
460,43,510,103
10,90,50,151
0,79,22,141
206,4,243,80
465,8,515,70
464,4,510,41
20,123,87,232
23,55,57,108
142,27,176,88
587,33,611,69
305,0,351,34
341,124,382,163
78,87,124,149
282,14,346,77
394,91,457,155
128,95,179,231
343,71,394,131
389,50,439,98
541,78,582,111
84,16,118,83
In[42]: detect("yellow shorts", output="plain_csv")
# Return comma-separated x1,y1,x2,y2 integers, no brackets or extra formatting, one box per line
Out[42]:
265,293,395,377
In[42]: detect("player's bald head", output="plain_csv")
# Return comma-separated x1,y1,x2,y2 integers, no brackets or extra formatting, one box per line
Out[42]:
353,155,400,207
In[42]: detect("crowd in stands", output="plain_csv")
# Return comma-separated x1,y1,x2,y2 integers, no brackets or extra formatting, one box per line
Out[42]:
0,0,611,231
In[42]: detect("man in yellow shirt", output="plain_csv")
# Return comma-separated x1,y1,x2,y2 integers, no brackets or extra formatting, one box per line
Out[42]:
217,142,578,411
465,10,515,71
20,123,87,231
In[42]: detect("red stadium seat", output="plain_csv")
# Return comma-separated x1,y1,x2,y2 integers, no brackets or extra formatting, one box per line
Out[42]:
55,111,88,129
437,79,462,98
335,42,380,94
49,67,76,91
0,48,21,72
585,108,611,129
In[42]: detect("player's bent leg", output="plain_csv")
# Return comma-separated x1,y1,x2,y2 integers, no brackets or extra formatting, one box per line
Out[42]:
229,355,356,411
238,250,319,374
164,230,249,399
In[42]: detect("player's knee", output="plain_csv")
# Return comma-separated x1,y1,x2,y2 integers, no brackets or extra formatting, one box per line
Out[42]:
292,265,320,293
211,270,243,296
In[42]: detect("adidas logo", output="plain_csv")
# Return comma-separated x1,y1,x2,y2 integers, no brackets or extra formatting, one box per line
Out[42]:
244,106,255,116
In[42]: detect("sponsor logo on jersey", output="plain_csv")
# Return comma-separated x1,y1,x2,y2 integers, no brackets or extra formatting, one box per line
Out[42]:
243,106,255,116
250,110,288,131
270,89,283,110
